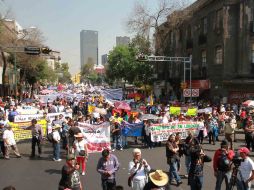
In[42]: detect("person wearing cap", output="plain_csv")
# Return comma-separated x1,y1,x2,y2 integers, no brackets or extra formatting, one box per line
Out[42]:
23,119,44,158
0,122,6,157
244,119,254,151
213,140,234,190
143,170,169,190
3,124,21,159
58,154,83,190
128,148,151,190
52,124,61,161
97,149,120,190
166,134,182,186
236,147,254,190
73,132,88,176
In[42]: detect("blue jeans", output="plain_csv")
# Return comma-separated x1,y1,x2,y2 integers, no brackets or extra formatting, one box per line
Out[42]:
112,135,122,149
190,176,203,190
185,155,191,174
236,178,250,190
122,135,128,147
169,160,181,183
53,142,60,160
215,171,231,190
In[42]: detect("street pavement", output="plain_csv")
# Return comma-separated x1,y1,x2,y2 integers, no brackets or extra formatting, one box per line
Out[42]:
0,134,253,190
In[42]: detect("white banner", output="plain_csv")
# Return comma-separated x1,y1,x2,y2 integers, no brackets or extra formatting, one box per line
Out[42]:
14,112,72,123
78,122,111,153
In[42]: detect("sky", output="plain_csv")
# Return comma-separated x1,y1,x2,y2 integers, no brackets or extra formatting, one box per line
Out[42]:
2,0,195,75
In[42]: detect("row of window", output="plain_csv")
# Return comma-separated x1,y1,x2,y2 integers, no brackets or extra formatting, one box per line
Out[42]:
201,46,223,67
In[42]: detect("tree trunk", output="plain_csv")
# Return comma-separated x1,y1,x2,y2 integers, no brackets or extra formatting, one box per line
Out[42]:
1,50,7,99
30,83,34,98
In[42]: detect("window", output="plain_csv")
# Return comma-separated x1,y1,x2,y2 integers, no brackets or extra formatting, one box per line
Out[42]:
215,9,223,29
201,50,207,67
215,46,223,64
252,43,254,64
202,17,208,34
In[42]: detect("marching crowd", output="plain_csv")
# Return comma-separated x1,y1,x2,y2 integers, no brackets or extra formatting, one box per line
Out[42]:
1,94,254,190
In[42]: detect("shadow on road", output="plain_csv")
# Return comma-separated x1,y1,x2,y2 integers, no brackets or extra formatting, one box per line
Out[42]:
45,169,61,175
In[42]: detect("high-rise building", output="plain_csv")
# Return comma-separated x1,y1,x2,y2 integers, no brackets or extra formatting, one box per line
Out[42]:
80,30,98,70
116,36,130,46
101,54,108,65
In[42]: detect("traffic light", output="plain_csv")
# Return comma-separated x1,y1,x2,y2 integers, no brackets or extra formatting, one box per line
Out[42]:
41,47,52,54
24,46,41,55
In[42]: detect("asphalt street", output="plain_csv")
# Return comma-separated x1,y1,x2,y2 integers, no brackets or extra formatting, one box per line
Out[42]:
0,134,253,190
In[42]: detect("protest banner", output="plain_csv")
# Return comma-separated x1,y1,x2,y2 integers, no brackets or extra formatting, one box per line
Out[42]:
186,108,197,116
150,121,200,142
10,119,47,142
78,122,111,153
122,122,143,137
169,107,181,115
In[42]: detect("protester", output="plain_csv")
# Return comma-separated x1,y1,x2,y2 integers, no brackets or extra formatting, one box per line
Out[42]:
3,124,21,159
224,116,236,150
58,154,83,190
244,119,254,151
165,134,182,186
0,123,5,157
73,132,88,176
213,140,235,190
97,149,120,190
111,120,122,151
128,148,151,190
236,147,254,190
143,170,169,190
52,124,61,161
188,138,211,190
24,119,43,158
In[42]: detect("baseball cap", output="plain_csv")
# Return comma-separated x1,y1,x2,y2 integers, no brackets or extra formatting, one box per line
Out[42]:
239,147,250,155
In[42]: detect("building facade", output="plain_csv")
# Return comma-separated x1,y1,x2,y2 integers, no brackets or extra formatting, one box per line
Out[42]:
155,0,254,103
101,54,108,65
80,30,98,70
116,36,130,46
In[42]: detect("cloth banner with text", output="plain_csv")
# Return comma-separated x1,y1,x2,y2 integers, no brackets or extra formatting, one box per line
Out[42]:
10,120,47,142
150,121,200,142
78,122,111,153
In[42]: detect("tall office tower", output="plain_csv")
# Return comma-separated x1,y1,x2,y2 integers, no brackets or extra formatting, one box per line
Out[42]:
80,30,98,70
116,36,130,46
101,54,108,65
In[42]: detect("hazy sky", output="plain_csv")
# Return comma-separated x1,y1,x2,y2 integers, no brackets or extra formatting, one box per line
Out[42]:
3,0,195,75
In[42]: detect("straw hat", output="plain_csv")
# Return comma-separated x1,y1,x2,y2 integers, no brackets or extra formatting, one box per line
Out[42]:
52,124,61,130
74,132,84,138
149,170,169,187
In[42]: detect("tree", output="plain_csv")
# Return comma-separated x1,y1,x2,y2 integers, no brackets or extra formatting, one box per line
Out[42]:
57,62,72,84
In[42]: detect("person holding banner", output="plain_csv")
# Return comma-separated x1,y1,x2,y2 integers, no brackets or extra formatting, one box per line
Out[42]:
73,133,88,176
23,119,43,158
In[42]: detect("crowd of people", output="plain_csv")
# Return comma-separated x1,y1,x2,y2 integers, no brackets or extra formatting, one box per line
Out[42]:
0,93,254,190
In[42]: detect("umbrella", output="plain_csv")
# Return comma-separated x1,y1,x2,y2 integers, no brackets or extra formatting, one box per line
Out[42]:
242,100,254,107
114,101,131,111
21,98,35,103
139,114,159,121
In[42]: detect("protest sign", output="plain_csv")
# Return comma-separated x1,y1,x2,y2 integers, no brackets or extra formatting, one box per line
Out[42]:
186,108,197,116
78,122,111,153
150,121,200,142
169,107,181,115
10,119,47,142
122,122,143,137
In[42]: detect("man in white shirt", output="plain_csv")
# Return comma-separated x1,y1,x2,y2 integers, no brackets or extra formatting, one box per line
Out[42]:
3,124,21,159
237,147,254,190
52,124,61,161
128,148,151,190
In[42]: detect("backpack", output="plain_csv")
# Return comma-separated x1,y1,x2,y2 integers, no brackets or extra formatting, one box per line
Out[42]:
217,151,230,171
47,132,54,143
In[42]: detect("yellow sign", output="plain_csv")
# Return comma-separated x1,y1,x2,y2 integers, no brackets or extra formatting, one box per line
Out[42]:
88,105,95,113
11,119,47,142
186,108,197,116
169,107,181,115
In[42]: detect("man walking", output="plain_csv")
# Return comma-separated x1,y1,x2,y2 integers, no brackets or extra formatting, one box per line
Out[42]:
52,124,61,161
0,123,6,157
213,140,234,190
97,149,120,190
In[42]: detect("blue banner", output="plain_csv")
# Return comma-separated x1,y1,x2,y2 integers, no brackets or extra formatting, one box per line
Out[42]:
121,122,143,137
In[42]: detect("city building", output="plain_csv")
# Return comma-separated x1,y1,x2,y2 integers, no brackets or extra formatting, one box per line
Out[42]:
116,36,130,46
42,50,61,70
80,30,98,70
155,0,254,103
101,54,108,65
